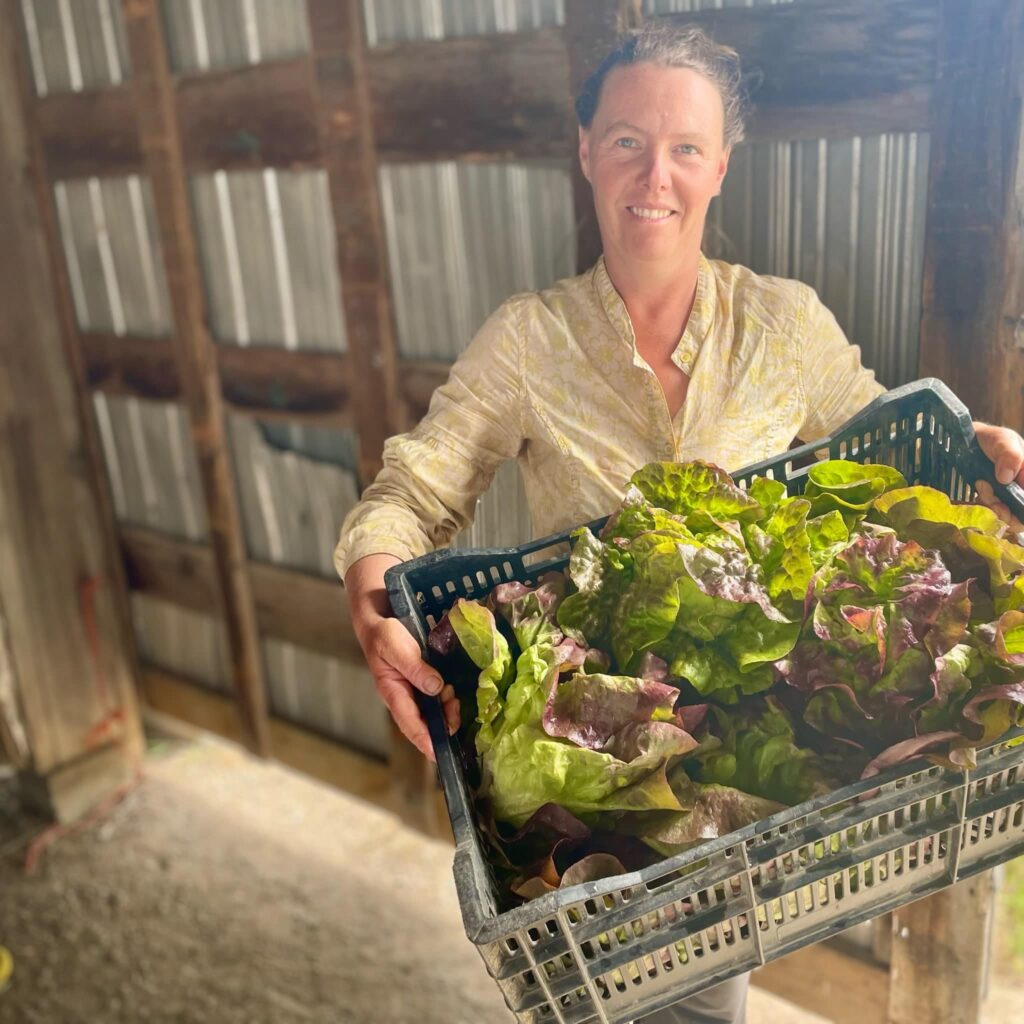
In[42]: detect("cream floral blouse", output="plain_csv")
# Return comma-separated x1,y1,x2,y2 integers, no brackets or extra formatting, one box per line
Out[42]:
334,254,885,578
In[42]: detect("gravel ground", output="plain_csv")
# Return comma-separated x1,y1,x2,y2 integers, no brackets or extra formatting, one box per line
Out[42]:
0,735,1016,1024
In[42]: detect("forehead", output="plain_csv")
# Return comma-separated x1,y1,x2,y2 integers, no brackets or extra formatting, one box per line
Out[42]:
594,62,725,135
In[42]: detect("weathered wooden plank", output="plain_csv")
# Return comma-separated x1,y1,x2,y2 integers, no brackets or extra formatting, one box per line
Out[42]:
398,359,451,424
120,526,359,661
34,82,142,178
752,938,888,1024
80,330,354,428
887,874,997,1024
367,29,573,161
140,669,396,813
917,0,1024,428
177,57,321,171
309,0,400,481
2,0,143,782
120,0,270,756
659,0,937,142
33,2,940,181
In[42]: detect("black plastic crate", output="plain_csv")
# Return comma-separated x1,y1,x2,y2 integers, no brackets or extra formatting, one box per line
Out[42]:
386,378,1024,1024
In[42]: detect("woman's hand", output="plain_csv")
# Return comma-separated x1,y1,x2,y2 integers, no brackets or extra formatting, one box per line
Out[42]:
973,421,1024,533
345,554,460,762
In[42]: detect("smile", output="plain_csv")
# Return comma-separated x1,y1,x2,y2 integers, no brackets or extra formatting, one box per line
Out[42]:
627,207,675,221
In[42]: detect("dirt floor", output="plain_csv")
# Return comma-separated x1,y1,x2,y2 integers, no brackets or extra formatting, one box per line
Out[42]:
0,732,1019,1024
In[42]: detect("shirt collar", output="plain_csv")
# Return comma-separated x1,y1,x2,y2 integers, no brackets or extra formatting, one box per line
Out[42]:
592,253,717,375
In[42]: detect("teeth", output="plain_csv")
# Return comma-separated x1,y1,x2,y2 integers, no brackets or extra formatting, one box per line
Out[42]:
629,207,673,220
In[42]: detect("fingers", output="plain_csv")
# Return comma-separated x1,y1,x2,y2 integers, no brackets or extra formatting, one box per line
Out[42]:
440,683,461,735
980,427,1024,485
368,618,444,696
975,480,1024,533
376,670,436,761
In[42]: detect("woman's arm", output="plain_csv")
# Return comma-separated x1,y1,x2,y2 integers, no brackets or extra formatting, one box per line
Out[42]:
335,298,526,758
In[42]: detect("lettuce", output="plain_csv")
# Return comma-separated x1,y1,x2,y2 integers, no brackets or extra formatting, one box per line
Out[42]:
429,457,1024,909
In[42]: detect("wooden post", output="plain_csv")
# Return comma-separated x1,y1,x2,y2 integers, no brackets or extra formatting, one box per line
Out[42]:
917,0,1024,427
120,0,270,756
887,873,996,1023
306,0,438,825
564,0,643,272
1,2,144,818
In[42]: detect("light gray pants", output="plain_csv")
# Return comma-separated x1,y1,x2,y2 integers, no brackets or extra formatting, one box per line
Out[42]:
634,973,748,1024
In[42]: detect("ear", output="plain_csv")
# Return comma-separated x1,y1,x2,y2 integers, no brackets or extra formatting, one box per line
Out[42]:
578,126,592,184
714,146,731,195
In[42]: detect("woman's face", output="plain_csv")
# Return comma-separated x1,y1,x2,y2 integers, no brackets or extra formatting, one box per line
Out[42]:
578,62,731,271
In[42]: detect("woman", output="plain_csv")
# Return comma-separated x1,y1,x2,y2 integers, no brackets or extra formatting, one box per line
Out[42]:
335,24,1024,1024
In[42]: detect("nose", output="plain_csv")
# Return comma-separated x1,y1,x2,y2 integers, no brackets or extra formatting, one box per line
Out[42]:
639,147,672,191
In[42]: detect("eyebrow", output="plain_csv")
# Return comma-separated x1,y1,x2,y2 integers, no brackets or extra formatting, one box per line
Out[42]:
600,120,710,143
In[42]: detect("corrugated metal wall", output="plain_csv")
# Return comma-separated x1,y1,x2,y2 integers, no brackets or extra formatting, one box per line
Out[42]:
19,0,130,94
190,170,347,351
29,0,930,763
161,0,310,72
363,0,564,47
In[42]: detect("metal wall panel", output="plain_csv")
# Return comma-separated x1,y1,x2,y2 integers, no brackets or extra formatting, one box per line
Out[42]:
363,0,564,47
708,133,930,388
54,175,172,336
228,417,360,578
263,639,389,758
93,394,209,541
379,160,576,360
19,0,130,95
160,0,310,72
645,0,792,12
190,170,347,351
131,593,232,693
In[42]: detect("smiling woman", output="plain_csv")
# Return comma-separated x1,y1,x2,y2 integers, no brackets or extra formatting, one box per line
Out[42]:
334,22,1021,1024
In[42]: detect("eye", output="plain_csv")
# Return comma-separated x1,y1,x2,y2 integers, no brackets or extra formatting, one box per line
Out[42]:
675,143,700,156
614,137,640,149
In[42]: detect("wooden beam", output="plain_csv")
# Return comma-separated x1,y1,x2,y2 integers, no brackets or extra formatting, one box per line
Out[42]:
4,0,145,775
657,0,937,143
34,29,573,178
367,29,573,161
119,526,359,661
34,82,142,178
121,0,270,756
177,57,321,171
917,0,1024,427
139,668,395,812
308,0,400,481
564,1,643,272
309,0,426,807
398,359,450,424
752,938,889,1024
887,874,997,1024
79,330,355,428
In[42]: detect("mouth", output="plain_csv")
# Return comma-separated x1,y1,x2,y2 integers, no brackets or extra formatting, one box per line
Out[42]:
626,206,676,222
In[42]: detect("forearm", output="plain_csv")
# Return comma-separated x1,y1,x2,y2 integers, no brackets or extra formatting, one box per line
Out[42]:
344,552,403,642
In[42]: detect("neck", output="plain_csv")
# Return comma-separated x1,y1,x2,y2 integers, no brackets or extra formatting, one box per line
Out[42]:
602,248,701,329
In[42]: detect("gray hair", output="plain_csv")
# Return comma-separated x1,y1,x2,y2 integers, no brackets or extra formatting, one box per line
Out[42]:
575,23,748,148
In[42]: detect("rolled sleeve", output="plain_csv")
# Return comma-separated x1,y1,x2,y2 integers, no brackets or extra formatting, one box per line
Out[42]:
334,298,525,581
797,288,886,442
